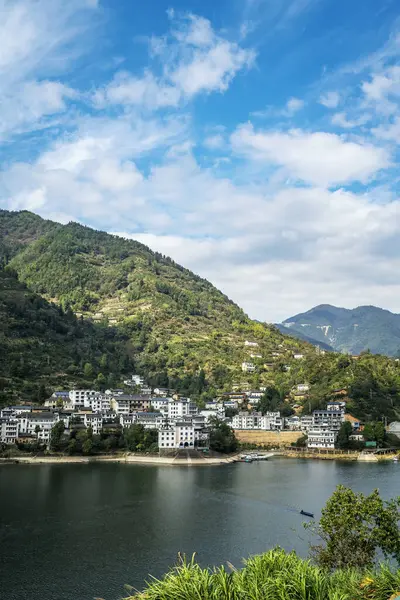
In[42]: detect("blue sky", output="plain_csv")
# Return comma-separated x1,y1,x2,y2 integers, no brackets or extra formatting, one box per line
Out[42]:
1,0,400,321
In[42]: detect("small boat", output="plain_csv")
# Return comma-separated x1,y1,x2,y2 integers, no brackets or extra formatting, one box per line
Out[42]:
300,510,314,518
393,456,399,462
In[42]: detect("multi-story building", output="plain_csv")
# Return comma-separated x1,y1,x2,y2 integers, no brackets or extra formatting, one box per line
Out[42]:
151,398,170,414
167,399,197,420
19,412,58,442
0,418,18,444
82,413,103,435
326,401,346,412
300,415,314,431
158,423,176,449
69,390,97,410
232,411,282,430
135,412,163,429
312,409,344,431
307,429,337,449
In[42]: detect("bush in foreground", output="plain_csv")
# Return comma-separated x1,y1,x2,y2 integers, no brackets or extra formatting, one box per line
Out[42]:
124,548,400,600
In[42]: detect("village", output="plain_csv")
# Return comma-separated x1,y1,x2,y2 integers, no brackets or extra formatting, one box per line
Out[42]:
0,364,366,453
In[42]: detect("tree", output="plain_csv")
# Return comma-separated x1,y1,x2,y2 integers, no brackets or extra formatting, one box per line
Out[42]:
259,386,281,414
82,439,93,455
363,421,386,447
336,421,352,449
50,421,65,451
307,485,400,569
209,418,237,453
83,362,93,378
124,423,146,451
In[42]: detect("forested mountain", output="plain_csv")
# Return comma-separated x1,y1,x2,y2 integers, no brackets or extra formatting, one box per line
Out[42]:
281,304,400,356
0,209,309,402
1,209,400,422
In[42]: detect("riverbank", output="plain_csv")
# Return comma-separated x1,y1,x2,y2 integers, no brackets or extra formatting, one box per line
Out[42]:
281,449,399,461
0,452,240,466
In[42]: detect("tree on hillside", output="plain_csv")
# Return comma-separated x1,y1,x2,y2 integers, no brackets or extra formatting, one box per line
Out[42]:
49,421,65,451
307,485,400,569
209,417,237,453
362,421,386,446
259,386,281,414
336,421,352,449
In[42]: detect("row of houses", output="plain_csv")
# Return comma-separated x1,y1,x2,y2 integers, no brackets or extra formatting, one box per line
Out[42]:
0,389,228,450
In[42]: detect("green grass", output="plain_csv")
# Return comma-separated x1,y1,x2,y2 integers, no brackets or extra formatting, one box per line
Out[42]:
125,548,400,600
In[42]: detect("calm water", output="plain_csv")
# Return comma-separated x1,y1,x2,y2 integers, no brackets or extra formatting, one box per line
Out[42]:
1,459,399,600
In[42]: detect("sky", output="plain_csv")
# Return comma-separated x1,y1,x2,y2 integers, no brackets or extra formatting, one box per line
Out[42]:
1,0,400,323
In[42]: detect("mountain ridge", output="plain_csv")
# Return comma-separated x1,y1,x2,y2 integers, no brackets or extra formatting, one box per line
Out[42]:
2,209,400,423
281,304,400,356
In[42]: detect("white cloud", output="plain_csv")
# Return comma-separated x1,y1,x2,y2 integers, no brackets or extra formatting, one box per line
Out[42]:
230,124,389,187
96,14,255,110
285,97,304,115
319,91,340,108
331,111,370,129
0,80,76,140
372,116,400,141
203,134,225,149
0,0,97,140
1,2,400,324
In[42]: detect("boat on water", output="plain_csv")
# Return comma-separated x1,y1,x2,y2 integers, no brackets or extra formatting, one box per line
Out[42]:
300,510,314,518
393,456,399,462
240,454,254,463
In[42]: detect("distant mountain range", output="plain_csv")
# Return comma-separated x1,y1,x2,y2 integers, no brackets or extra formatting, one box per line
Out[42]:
278,304,400,356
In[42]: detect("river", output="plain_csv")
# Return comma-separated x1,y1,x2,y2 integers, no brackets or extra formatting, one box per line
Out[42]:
0,458,399,600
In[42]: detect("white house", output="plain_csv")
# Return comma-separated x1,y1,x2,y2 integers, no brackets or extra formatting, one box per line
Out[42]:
244,340,259,347
293,353,304,360
241,362,256,373
110,397,131,415
300,415,314,431
83,394,108,413
130,374,145,386
83,413,103,435
327,401,346,412
0,418,18,444
349,432,364,442
69,390,97,409
296,384,310,392
313,409,344,431
175,421,195,448
24,413,58,442
232,411,282,430
151,398,170,413
307,429,336,449
167,399,197,420
135,412,163,429
158,425,176,449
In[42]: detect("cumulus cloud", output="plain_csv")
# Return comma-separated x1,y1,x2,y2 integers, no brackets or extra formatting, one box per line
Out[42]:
319,91,340,108
1,1,400,323
95,13,255,110
285,97,304,115
230,124,389,187
0,0,98,140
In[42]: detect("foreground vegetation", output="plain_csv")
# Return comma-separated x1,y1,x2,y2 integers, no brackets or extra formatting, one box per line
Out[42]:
125,486,400,599
126,549,400,600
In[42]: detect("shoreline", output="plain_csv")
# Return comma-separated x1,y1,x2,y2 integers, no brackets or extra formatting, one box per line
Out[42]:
0,452,241,467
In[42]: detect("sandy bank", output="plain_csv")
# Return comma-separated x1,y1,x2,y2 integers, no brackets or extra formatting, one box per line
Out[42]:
0,453,240,467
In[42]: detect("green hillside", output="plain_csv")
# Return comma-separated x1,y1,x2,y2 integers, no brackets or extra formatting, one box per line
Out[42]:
1,209,400,421
2,211,309,392
0,267,134,404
